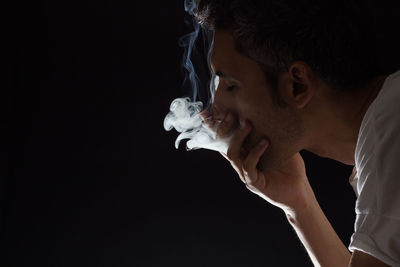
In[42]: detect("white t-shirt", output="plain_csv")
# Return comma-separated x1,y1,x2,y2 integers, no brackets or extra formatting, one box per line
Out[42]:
349,70,400,266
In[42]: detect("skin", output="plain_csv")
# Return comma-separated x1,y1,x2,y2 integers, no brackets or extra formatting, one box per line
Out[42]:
211,29,389,266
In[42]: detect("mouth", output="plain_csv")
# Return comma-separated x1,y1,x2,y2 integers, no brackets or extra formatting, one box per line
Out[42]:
199,110,227,133
201,116,222,134
200,110,258,153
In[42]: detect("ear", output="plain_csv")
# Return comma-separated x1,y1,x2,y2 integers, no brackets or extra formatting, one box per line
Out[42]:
279,62,315,109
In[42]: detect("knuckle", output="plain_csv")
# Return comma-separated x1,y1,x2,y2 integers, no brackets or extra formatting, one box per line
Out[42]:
245,183,258,192
243,169,250,179
245,176,257,188
242,161,251,173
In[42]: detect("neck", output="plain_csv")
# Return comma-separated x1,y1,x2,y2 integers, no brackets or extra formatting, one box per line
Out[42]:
305,75,387,165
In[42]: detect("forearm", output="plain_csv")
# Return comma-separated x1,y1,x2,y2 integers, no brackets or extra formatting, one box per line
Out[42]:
285,190,351,267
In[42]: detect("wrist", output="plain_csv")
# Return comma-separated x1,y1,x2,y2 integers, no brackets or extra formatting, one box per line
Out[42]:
283,180,319,224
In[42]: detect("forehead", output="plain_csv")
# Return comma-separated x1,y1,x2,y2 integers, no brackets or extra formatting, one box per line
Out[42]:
211,30,241,70
211,30,266,82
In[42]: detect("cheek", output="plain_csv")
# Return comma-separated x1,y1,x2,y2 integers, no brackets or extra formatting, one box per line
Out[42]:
237,104,275,147
236,93,272,126
237,84,273,112
264,108,304,150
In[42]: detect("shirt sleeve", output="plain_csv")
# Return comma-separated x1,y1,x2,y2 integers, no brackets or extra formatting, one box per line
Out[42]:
349,80,400,266
349,214,400,266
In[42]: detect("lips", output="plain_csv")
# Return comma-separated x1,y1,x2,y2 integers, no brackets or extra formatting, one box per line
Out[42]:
199,110,224,132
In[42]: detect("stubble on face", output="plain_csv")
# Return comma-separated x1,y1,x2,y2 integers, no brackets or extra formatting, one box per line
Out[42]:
257,103,305,172
234,64,305,172
233,80,305,172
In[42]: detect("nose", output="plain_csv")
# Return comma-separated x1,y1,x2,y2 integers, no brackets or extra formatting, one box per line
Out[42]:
211,86,228,120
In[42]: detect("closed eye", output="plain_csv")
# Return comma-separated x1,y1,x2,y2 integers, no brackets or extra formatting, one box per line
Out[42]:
226,85,237,92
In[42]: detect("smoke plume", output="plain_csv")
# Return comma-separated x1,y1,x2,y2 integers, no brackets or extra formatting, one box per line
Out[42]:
163,0,231,154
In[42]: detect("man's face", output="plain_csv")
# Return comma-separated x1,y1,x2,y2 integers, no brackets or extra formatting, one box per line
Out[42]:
211,30,305,171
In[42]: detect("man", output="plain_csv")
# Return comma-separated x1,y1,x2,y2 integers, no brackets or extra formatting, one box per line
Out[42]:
193,0,400,266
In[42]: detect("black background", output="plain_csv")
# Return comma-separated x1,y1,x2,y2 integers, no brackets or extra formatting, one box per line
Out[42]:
3,1,400,266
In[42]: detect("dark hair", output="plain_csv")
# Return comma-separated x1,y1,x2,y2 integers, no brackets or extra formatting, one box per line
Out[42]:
195,0,381,100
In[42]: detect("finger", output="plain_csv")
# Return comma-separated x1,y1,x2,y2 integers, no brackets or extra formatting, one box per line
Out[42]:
242,138,269,180
199,110,214,129
226,120,252,163
199,109,211,120
216,112,236,138
234,164,247,184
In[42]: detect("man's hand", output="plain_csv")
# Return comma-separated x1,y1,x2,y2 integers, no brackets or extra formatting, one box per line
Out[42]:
216,112,313,212
214,112,352,266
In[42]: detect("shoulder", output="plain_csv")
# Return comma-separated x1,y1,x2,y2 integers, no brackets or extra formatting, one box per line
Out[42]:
357,70,400,163
372,70,400,125
351,70,400,266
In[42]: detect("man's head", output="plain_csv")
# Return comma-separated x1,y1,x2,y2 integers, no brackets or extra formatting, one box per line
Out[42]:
196,0,381,96
194,0,382,170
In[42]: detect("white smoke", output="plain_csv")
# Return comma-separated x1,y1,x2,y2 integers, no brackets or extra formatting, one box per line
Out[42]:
163,96,231,154
163,0,232,154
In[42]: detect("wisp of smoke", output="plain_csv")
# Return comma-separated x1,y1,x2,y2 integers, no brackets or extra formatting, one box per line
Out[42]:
164,96,231,154
163,0,231,154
